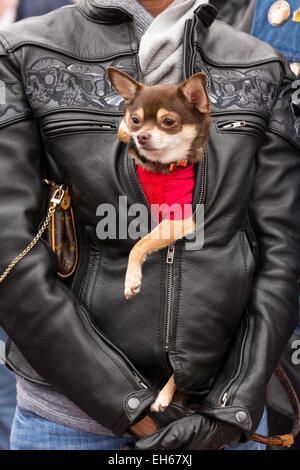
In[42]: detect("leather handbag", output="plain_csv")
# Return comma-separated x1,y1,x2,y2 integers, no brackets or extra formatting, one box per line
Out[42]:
0,180,78,283
43,180,78,278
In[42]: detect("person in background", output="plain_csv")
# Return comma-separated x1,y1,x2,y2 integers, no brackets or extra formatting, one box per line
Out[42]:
211,0,300,80
0,0,76,450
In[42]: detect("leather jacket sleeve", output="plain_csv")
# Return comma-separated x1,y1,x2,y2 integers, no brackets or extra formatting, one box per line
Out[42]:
198,62,300,436
0,50,155,437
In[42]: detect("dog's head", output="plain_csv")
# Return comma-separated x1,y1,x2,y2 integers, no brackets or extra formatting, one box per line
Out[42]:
107,67,211,172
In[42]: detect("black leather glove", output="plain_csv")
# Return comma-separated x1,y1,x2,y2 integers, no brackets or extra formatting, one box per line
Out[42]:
126,414,242,450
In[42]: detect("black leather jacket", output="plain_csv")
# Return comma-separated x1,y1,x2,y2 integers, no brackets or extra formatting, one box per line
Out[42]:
0,1,300,438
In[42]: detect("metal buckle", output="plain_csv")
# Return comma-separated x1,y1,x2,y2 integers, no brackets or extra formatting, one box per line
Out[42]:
51,186,65,205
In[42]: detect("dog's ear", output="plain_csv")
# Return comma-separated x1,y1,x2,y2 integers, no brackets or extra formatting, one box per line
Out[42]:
107,67,144,104
179,72,211,114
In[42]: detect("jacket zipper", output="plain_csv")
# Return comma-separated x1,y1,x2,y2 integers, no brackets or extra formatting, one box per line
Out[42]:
184,18,195,79
165,243,176,352
132,160,151,211
42,121,116,137
219,308,250,407
165,150,207,353
217,120,265,134
164,15,199,353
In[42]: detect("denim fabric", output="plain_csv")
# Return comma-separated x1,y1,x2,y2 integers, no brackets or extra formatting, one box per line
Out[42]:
0,329,16,450
251,0,300,64
10,407,136,451
10,405,268,451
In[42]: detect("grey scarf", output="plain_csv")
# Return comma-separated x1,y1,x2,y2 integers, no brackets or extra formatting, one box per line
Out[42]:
96,0,208,84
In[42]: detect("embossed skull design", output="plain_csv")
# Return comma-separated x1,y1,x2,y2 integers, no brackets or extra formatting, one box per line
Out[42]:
25,57,126,110
208,69,277,113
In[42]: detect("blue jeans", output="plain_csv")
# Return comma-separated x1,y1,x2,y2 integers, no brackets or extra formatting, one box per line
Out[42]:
10,406,268,450
0,329,16,450
10,407,136,450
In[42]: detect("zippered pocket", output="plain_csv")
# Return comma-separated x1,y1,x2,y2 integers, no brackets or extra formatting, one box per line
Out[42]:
42,119,117,138
219,307,250,408
78,302,150,391
216,118,266,136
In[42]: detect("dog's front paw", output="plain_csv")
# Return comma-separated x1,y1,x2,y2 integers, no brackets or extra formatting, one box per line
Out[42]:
150,392,172,413
124,263,142,300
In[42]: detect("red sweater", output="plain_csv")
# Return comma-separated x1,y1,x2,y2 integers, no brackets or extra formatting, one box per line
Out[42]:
137,163,195,222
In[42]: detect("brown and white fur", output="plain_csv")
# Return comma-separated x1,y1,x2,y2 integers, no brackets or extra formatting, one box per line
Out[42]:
107,66,211,413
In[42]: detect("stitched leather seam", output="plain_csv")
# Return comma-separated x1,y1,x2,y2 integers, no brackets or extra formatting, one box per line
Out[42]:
76,226,93,304
5,41,138,62
268,126,300,152
0,33,11,52
89,247,102,313
4,357,48,385
81,1,133,24
198,47,285,69
126,19,135,55
0,113,32,129
172,242,184,385
239,231,248,312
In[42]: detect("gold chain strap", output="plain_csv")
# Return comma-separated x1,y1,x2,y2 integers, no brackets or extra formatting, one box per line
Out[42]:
0,185,65,284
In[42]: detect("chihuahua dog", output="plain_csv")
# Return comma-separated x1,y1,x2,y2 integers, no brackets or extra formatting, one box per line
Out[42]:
107,66,211,413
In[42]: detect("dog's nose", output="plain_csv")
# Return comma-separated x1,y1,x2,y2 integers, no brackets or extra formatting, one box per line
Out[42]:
137,132,151,145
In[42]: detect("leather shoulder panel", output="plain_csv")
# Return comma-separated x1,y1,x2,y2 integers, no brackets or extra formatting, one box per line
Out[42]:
196,19,284,67
0,5,137,60
269,72,300,150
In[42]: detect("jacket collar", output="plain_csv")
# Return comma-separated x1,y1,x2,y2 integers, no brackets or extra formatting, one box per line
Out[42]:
78,0,134,24
78,0,218,26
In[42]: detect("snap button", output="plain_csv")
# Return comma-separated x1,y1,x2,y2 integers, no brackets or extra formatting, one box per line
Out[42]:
236,411,247,423
127,398,140,410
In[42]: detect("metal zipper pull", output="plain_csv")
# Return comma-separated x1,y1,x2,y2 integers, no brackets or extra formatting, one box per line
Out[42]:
221,392,229,407
133,372,148,389
166,243,176,264
222,121,246,129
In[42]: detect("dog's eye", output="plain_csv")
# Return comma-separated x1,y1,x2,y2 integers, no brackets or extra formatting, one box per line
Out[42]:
163,118,175,127
132,117,140,125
